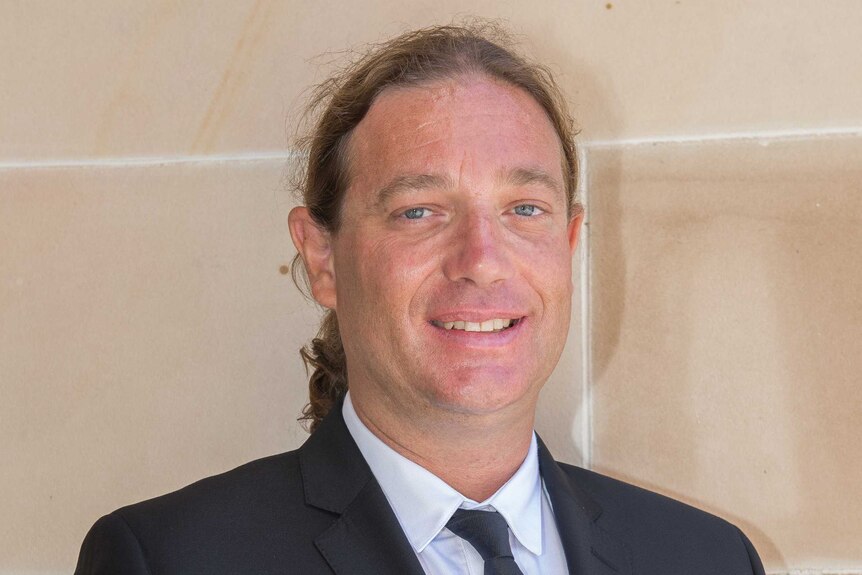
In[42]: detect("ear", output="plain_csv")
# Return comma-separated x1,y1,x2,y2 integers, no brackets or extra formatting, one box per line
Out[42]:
567,204,586,254
288,206,337,309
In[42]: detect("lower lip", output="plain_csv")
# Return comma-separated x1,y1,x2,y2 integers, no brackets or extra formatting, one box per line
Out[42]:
427,317,527,348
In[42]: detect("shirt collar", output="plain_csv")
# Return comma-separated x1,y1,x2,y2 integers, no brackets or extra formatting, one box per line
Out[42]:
342,392,544,555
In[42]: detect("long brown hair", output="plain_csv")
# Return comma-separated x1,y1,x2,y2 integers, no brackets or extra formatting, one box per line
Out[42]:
290,21,579,432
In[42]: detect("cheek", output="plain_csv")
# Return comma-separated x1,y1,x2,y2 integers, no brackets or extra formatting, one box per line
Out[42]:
346,234,434,316
540,239,576,346
517,232,574,292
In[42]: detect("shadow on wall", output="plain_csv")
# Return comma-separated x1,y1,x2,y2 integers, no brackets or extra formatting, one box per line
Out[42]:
532,30,623,467
771,159,862,563
588,137,862,567
587,142,791,566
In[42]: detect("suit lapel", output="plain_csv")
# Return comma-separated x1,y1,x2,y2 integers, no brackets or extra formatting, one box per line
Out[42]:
538,437,633,575
298,405,630,575
314,479,426,575
298,403,425,575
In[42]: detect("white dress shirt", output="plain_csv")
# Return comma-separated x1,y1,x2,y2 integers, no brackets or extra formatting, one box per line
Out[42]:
342,392,568,575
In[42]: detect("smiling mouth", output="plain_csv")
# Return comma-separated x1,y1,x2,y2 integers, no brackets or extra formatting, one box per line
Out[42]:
429,318,522,333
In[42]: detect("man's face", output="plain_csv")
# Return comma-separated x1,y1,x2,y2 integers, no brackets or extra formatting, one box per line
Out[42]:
328,75,582,420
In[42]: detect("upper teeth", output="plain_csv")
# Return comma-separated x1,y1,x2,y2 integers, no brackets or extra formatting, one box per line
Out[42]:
435,319,514,332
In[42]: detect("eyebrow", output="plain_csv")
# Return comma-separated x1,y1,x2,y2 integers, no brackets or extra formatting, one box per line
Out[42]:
499,167,565,199
371,167,564,208
373,173,452,207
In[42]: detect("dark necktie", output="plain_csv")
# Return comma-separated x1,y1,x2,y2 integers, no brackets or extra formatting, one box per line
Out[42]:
446,509,525,575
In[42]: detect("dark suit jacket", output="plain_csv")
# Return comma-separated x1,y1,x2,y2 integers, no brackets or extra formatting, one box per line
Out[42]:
76,404,765,574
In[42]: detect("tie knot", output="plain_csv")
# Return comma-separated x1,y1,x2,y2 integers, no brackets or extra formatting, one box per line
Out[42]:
446,509,514,561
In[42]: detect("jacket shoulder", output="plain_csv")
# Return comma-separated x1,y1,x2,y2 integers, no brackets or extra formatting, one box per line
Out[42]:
558,462,729,526
554,462,764,574
115,449,305,526
77,449,334,574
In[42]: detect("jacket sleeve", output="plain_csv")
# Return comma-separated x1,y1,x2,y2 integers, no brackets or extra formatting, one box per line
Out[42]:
737,527,766,575
75,512,151,575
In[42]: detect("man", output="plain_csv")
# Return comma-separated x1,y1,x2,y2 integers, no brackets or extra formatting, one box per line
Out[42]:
76,24,765,574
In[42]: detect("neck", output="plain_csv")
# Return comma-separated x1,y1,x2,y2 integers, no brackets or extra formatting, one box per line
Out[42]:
350,391,537,502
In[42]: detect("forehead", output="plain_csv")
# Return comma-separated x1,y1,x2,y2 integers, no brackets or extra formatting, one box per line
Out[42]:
345,75,564,198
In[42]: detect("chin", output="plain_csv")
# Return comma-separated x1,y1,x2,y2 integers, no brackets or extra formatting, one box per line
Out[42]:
424,367,539,415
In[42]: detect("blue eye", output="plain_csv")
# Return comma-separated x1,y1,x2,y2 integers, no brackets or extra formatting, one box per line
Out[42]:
513,204,542,216
402,207,429,219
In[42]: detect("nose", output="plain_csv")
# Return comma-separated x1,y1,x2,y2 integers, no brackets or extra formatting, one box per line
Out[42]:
442,212,515,286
